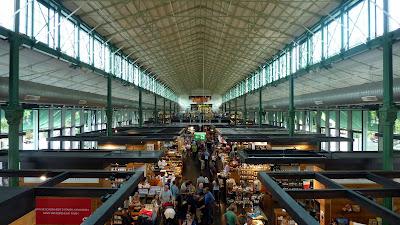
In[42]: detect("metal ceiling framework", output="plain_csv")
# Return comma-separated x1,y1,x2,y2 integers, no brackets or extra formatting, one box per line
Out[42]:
61,0,340,95
0,169,143,225
259,171,400,225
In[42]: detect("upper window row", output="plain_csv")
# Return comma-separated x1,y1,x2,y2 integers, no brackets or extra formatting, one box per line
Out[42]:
0,0,177,101
223,0,400,102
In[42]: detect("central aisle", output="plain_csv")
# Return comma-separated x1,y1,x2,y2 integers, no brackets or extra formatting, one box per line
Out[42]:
180,153,226,225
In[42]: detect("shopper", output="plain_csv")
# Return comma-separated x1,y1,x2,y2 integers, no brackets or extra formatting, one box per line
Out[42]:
203,150,210,172
204,176,209,188
196,182,204,195
175,195,186,225
196,173,205,186
224,204,239,225
191,142,198,159
212,179,220,204
180,181,188,193
203,187,215,224
160,184,174,206
187,181,196,194
171,180,180,199
182,213,197,225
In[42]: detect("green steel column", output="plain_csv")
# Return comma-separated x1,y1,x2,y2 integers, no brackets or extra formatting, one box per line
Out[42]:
6,0,23,187
380,0,396,216
288,75,295,136
380,0,396,171
228,101,231,116
234,98,238,125
243,95,247,125
169,100,172,123
138,88,143,127
163,98,166,124
259,88,263,127
154,95,158,124
106,74,113,136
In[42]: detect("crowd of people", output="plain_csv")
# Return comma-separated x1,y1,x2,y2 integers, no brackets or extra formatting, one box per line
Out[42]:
122,128,253,225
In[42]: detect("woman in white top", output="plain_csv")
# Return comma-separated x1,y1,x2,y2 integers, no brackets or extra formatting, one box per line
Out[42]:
212,179,220,203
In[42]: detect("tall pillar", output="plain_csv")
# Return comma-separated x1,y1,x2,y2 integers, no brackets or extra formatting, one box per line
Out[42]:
380,0,396,215
106,73,113,136
243,95,247,125
169,100,172,124
325,110,331,152
288,75,295,136
33,110,39,150
316,110,321,133
234,98,238,125
154,95,158,124
259,88,263,127
138,88,143,127
163,98,166,124
347,110,353,151
228,101,231,116
6,0,23,187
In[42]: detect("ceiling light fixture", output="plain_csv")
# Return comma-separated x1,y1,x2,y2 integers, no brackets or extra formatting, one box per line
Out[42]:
314,100,324,105
361,96,378,102
24,95,40,101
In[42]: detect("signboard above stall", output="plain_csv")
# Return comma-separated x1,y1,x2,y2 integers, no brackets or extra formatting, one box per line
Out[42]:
194,132,206,141
36,197,92,225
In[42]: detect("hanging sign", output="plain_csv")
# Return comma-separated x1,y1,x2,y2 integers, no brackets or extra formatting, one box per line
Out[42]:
36,197,92,225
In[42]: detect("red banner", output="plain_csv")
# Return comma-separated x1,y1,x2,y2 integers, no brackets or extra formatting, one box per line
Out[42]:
36,197,92,225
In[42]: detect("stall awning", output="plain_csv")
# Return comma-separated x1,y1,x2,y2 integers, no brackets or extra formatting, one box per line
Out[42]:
0,150,163,169
238,150,326,164
47,135,178,143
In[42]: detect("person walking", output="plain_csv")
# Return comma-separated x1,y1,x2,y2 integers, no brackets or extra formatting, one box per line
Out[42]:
203,187,215,224
212,179,220,205
171,180,180,200
203,150,210,172
224,204,239,225
160,184,174,206
182,213,197,225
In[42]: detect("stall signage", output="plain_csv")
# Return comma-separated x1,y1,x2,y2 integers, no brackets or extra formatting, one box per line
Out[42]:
36,197,92,225
194,132,206,141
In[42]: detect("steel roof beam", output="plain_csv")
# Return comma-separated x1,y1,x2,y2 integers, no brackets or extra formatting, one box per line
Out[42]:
258,172,320,225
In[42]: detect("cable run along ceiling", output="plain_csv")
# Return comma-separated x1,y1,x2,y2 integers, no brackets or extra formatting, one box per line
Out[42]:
61,0,341,95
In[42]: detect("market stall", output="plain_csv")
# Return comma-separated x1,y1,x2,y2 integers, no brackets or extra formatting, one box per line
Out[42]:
258,171,400,225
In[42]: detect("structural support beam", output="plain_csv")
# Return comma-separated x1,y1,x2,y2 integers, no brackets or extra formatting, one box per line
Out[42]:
169,100,172,124
5,0,23,187
106,73,113,136
154,94,158,124
288,75,295,136
82,172,143,225
258,173,319,225
259,88,263,127
243,95,247,125
316,173,400,225
234,98,238,125
163,98,166,124
228,101,231,116
380,0,396,171
380,0,397,217
138,88,143,127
